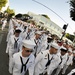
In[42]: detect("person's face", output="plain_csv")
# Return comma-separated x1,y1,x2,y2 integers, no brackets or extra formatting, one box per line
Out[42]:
68,51,72,55
28,29,31,32
61,51,67,56
73,53,75,56
14,26,17,30
22,46,33,56
15,32,20,37
50,47,58,54
35,34,41,39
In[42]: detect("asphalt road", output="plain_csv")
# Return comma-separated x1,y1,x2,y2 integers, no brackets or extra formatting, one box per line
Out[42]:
0,25,10,75
0,24,75,75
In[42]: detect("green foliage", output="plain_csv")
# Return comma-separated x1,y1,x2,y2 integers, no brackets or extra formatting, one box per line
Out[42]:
70,0,75,21
5,7,15,21
0,0,7,10
65,33,74,41
23,14,30,17
5,7,15,15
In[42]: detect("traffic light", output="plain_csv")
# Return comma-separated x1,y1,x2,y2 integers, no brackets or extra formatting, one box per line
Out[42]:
63,24,68,30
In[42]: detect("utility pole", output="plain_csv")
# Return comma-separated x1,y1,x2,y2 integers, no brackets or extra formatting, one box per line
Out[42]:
73,32,75,43
60,24,68,40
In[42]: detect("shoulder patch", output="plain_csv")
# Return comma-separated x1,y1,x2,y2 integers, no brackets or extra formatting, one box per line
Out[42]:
41,52,43,54
45,53,48,57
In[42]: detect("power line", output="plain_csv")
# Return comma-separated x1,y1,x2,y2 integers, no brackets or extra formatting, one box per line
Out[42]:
32,0,67,23
32,0,74,32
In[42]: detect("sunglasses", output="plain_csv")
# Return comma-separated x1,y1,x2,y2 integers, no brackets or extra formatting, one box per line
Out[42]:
25,50,33,53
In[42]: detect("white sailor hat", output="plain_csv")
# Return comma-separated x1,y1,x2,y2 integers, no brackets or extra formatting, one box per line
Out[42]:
68,48,72,53
14,23,19,26
73,50,75,53
60,46,67,52
22,40,36,49
40,31,46,33
35,31,41,35
16,27,23,32
51,42,59,50
57,40,62,43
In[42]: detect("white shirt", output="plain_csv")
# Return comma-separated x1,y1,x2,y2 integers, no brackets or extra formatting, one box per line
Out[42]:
57,52,67,68
34,50,54,75
6,35,22,54
10,51,35,75
6,28,14,42
65,53,73,66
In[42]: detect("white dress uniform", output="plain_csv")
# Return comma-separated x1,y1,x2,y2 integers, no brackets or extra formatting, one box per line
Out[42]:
9,51,35,75
62,53,73,74
55,52,67,75
33,38,42,56
12,19,19,27
1,19,7,31
6,28,14,42
34,41,60,75
47,53,61,75
21,30,32,40
40,34,48,51
34,50,54,75
8,19,14,32
9,39,36,75
6,35,22,55
7,35,22,73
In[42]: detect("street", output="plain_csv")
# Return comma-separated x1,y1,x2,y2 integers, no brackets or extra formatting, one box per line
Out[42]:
0,25,10,75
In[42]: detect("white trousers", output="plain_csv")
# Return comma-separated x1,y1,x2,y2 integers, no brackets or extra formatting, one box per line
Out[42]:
62,65,69,74
2,23,6,31
54,67,61,75
9,51,13,74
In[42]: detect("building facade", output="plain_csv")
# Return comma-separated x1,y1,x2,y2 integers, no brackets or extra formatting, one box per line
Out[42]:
28,12,64,38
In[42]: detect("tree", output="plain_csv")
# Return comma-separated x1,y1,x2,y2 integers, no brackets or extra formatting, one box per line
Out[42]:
0,0,7,10
65,33,74,41
5,7,15,15
5,7,15,21
15,13,22,19
70,0,75,21
23,14,30,17
22,14,33,21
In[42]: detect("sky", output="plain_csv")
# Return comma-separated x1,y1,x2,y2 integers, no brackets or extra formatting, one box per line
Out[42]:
5,0,75,34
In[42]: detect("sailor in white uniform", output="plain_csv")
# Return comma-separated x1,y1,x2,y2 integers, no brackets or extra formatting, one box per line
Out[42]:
54,46,68,75
34,42,59,75
7,29,22,73
33,31,42,57
21,27,32,40
62,48,73,75
40,31,48,51
1,18,7,31
6,24,18,42
6,28,22,54
9,40,36,75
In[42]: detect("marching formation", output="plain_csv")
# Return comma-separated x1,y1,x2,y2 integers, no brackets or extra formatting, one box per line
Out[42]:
1,18,75,75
